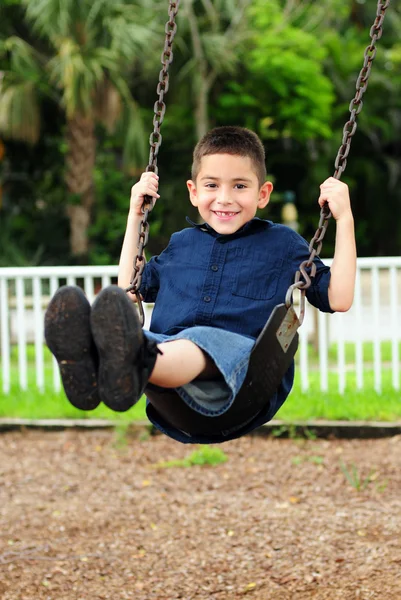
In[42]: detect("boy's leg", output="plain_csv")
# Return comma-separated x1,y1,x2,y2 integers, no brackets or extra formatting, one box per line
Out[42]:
90,286,219,412
149,339,220,388
44,286,100,410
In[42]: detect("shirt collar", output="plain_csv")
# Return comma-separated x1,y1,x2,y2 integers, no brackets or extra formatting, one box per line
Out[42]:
185,216,269,238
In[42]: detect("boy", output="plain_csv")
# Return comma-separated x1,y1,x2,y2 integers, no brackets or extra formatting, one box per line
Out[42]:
45,126,356,443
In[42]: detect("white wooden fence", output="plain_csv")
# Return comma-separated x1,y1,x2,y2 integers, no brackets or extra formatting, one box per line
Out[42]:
0,258,400,395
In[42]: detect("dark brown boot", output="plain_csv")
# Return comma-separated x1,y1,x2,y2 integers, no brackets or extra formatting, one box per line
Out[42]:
90,286,160,412
44,286,100,410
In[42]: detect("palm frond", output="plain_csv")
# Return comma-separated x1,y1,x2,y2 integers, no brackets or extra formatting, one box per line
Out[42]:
48,38,107,117
0,77,41,144
107,19,157,65
177,57,198,81
201,32,239,74
200,0,219,31
106,71,133,106
15,0,161,155
94,79,122,132
119,101,148,171
3,36,44,82
85,0,110,31
24,0,79,38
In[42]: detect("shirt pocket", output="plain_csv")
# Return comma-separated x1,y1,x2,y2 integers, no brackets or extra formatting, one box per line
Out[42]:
231,247,283,301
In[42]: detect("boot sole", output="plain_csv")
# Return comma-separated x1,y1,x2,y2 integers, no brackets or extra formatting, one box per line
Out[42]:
90,286,143,412
44,286,100,410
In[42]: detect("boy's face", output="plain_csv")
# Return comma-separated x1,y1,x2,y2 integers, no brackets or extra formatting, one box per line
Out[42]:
187,154,272,235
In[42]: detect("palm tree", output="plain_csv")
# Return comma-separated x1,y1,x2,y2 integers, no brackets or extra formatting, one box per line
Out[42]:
180,0,252,140
0,0,157,257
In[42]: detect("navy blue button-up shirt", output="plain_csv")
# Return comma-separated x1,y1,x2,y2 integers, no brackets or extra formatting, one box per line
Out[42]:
140,217,333,442
141,217,332,338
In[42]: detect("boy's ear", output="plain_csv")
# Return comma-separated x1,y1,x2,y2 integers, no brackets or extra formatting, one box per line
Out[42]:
187,180,198,207
258,181,273,209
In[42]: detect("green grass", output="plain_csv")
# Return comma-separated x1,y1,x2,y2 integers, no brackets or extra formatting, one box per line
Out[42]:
302,340,400,366
278,372,401,422
1,343,401,422
153,446,228,468
0,345,146,421
0,385,147,421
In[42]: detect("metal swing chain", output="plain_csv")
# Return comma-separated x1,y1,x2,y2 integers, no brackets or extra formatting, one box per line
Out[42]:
125,0,180,325
285,0,391,323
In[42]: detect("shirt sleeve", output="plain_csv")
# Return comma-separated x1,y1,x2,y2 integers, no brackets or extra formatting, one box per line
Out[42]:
287,230,334,314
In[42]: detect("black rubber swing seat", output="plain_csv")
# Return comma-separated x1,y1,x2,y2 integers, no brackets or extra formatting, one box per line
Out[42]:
145,303,300,438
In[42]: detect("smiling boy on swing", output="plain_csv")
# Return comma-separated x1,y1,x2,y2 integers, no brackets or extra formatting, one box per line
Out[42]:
45,126,356,443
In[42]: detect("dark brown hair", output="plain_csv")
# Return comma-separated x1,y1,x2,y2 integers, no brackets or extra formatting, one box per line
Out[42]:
191,126,267,186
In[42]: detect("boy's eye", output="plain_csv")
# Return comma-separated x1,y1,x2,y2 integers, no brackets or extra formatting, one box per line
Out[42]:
204,182,247,189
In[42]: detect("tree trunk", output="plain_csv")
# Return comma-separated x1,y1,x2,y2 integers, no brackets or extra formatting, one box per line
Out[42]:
66,203,92,258
186,1,210,141
195,75,210,141
65,115,96,257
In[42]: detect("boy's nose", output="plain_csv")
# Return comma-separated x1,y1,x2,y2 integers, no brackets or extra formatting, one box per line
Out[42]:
217,189,233,205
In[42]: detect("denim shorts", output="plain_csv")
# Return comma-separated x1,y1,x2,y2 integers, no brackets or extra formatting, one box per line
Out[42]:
143,326,294,444
144,326,255,414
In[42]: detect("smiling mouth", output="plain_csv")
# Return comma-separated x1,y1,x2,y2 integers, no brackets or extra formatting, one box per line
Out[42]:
213,211,239,218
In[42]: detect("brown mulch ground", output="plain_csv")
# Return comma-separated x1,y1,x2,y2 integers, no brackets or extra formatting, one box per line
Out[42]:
1,428,401,600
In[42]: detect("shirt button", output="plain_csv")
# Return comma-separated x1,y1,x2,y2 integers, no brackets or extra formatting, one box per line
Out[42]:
203,296,211,303
211,265,219,272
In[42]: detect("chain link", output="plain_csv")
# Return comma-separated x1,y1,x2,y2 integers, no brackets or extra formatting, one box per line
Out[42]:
286,0,390,320
125,1,180,325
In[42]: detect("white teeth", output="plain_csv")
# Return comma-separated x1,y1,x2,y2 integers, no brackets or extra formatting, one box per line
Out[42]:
215,211,237,217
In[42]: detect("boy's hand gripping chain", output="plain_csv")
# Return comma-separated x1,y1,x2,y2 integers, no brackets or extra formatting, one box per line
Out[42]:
285,0,390,330
125,1,180,326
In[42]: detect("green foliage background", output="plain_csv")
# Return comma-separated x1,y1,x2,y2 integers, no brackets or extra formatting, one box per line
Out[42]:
0,0,400,265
